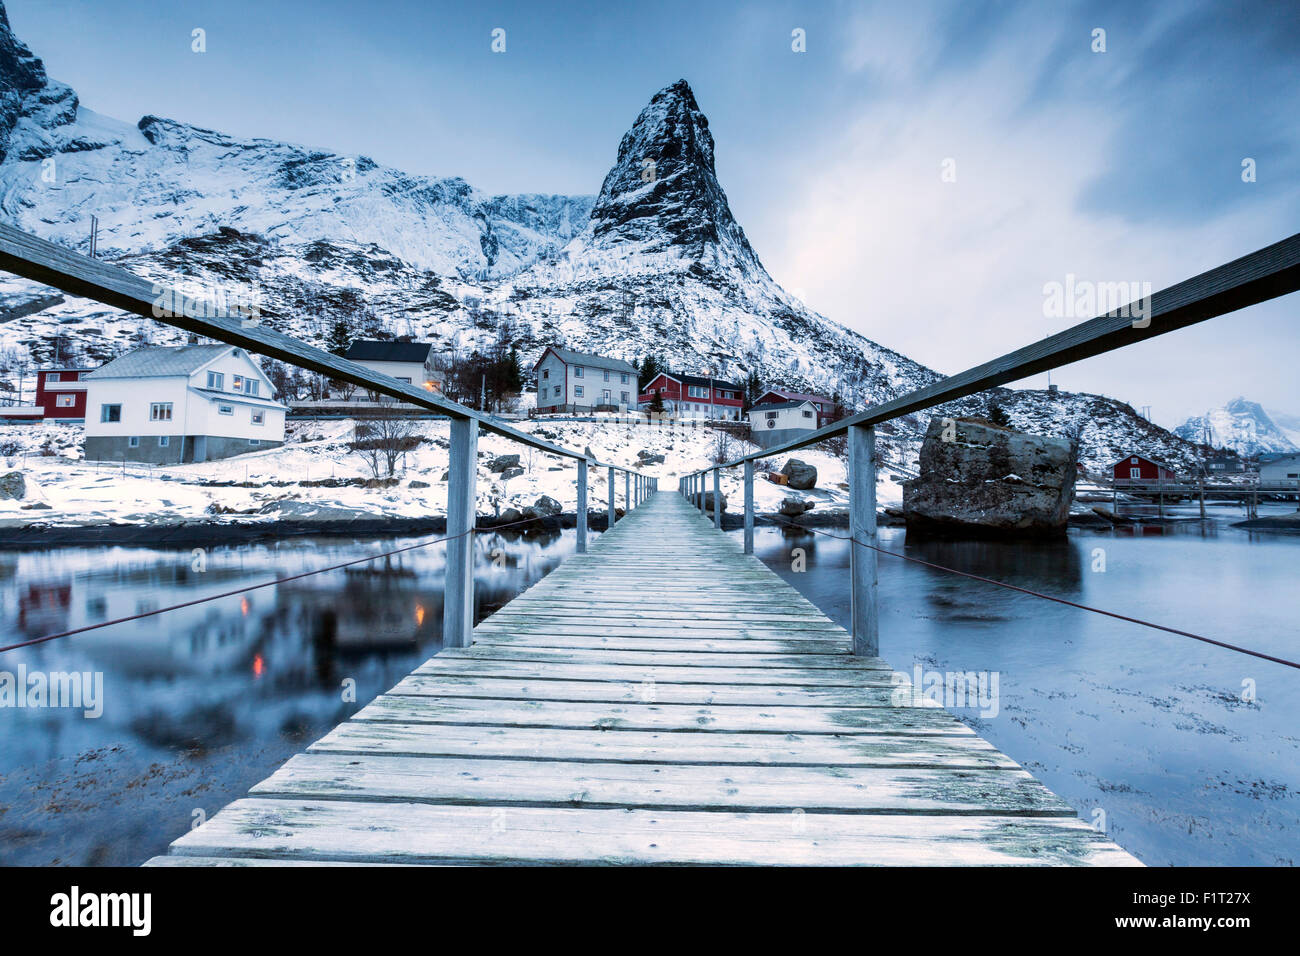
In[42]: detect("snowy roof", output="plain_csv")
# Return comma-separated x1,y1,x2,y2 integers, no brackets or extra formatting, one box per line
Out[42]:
84,345,232,380
750,400,815,413
763,388,835,405
536,348,636,374
344,340,433,363
1111,453,1173,470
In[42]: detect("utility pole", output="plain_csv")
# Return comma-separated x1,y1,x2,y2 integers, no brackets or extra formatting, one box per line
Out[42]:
89,215,98,258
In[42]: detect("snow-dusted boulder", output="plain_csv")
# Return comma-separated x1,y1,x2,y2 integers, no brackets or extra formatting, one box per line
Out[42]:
903,417,1077,537
781,459,818,490
0,471,25,499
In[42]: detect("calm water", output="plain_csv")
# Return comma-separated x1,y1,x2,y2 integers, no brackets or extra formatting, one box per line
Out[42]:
746,502,1300,867
0,503,1296,866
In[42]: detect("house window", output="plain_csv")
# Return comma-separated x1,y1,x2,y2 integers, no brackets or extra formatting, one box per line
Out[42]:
802,409,813,418
150,402,173,421
603,370,610,382
621,391,629,404
245,380,259,397
218,404,233,415
766,412,778,420
207,371,224,390
620,373,628,384
158,436,169,447
251,410,265,425
128,436,139,447
249,439,261,445
56,394,76,407
553,385,561,396
1130,467,1141,479
101,404,121,423
575,385,584,397
542,369,549,380
46,372,57,383
1130,457,1138,464
232,375,243,391
574,367,583,378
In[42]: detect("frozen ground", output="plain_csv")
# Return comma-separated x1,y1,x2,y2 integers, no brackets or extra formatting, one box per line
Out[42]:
0,418,901,527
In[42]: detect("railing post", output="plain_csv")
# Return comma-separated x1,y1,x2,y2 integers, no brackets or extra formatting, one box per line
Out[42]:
608,465,616,528
576,459,588,554
443,416,478,649
712,467,721,529
625,470,631,513
743,458,754,554
849,424,878,657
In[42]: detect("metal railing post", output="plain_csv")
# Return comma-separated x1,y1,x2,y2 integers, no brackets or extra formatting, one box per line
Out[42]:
712,467,721,529
576,459,588,553
743,459,754,554
608,466,616,528
443,417,478,648
849,424,879,657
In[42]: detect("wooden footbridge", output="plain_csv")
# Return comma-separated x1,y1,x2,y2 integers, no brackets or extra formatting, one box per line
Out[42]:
149,490,1137,866
2,221,1298,866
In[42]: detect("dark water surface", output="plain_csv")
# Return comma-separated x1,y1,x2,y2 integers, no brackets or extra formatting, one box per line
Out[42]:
1,503,1296,866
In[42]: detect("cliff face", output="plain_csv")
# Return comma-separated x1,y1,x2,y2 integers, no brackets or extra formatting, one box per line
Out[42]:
903,417,1079,537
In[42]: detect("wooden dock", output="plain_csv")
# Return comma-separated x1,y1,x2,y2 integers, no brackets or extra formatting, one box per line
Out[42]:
150,492,1139,866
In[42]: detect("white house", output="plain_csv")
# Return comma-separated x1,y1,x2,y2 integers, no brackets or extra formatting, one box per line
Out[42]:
342,341,441,399
747,399,819,448
533,347,637,414
1259,453,1300,489
83,344,287,464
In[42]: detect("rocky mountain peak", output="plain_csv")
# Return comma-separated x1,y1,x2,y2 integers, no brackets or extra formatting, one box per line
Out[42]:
0,1,78,162
588,79,762,271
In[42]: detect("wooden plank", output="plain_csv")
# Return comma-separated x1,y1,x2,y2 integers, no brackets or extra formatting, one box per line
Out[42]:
352,694,972,735
250,753,1075,815
168,799,1142,866
415,658,898,687
469,633,850,654
308,722,1018,769
439,647,890,669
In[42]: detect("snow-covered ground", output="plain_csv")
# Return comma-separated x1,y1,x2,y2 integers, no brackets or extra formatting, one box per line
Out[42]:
0,419,897,528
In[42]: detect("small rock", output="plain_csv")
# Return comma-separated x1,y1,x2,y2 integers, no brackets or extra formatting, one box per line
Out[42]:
19,501,51,510
488,454,521,473
408,479,431,489
0,471,26,500
778,497,815,517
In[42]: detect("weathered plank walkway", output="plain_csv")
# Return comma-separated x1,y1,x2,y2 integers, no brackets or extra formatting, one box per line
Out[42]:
150,492,1139,866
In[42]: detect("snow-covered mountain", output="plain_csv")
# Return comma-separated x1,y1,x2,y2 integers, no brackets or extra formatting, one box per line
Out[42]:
0,2,1203,473
1174,398,1299,457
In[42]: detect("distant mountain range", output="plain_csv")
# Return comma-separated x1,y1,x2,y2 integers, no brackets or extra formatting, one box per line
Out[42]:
0,2,1206,472
1174,398,1300,457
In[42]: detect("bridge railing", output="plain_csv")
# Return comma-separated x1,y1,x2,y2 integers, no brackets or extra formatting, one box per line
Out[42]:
683,230,1300,657
0,221,658,649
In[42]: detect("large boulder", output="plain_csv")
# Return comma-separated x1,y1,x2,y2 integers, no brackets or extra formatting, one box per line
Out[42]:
0,472,25,500
523,495,562,519
703,491,727,513
778,497,816,517
780,459,818,490
488,454,521,473
500,466,524,481
903,417,1078,537
637,450,666,465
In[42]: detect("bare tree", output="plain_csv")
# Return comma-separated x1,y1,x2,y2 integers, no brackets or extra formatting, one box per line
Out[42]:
350,409,421,478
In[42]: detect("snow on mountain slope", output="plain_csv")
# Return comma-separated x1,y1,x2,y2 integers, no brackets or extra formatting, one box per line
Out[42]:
0,3,1203,476
1174,398,1299,457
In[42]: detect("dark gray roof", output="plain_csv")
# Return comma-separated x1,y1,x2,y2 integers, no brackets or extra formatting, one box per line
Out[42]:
750,400,815,412
84,344,232,379
344,340,433,363
537,348,636,374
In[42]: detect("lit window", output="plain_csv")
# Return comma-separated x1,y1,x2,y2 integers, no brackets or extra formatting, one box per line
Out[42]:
57,395,76,407
101,404,121,423
251,410,265,425
150,402,173,421
232,375,244,391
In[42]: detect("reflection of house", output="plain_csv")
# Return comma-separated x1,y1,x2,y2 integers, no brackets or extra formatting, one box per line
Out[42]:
534,348,637,414
747,400,818,448
342,341,441,398
638,372,743,420
83,344,286,464
1112,454,1176,483
1259,453,1300,489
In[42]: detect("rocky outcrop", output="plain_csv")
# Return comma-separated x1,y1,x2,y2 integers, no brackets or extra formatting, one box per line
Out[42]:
523,495,562,519
637,450,666,465
0,471,25,499
903,417,1078,537
488,454,520,473
781,459,817,490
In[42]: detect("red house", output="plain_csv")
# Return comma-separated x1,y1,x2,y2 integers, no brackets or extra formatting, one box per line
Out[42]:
638,372,743,420
1112,454,1176,484
755,389,841,428
35,367,93,419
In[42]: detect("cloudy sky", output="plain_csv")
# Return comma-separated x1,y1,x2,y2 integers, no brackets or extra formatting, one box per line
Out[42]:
10,0,1299,426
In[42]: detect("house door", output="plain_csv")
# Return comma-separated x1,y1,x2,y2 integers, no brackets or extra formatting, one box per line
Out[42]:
603,389,611,405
